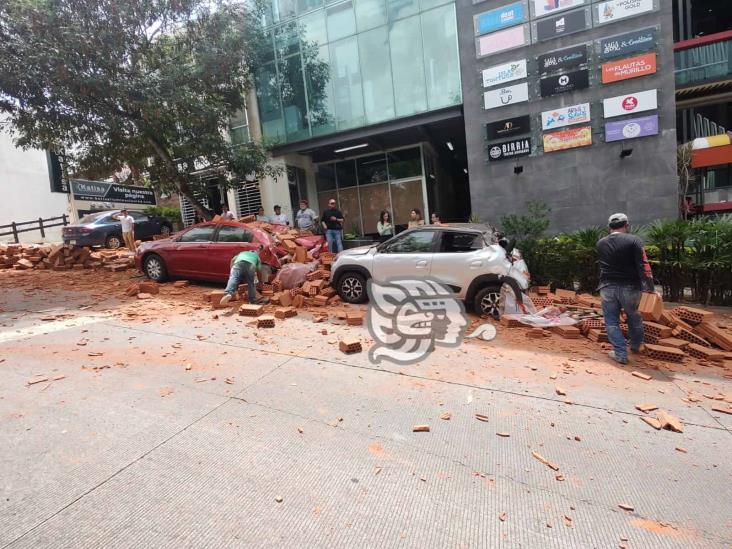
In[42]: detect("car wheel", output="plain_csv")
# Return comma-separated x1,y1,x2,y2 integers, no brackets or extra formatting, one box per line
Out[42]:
143,254,169,282
160,225,172,237
474,285,502,319
106,234,123,249
338,272,367,303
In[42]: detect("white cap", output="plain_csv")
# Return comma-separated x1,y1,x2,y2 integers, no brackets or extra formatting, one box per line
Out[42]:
608,212,628,226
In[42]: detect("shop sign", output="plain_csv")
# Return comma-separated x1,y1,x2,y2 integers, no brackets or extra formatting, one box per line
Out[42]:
486,115,531,141
71,179,157,205
535,8,589,41
541,103,591,131
475,2,526,35
599,27,657,60
484,83,529,110
604,114,659,142
482,59,528,88
537,44,588,75
539,68,589,97
601,52,657,83
603,88,657,118
596,0,654,25
477,25,529,56
543,126,592,153
488,138,532,161
532,0,585,18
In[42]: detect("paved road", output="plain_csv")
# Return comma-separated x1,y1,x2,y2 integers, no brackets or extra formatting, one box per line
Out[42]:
1,281,731,548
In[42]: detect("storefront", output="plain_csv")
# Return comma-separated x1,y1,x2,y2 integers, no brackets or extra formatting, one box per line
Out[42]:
70,179,157,220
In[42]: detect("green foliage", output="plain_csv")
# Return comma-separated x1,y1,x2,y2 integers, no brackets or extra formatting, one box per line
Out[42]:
500,201,551,246
144,206,182,225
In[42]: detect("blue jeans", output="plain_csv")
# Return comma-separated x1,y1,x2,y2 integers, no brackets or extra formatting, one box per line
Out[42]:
600,284,644,361
325,229,343,253
224,260,257,303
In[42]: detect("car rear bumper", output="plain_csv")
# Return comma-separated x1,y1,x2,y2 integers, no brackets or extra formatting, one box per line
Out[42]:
62,235,104,247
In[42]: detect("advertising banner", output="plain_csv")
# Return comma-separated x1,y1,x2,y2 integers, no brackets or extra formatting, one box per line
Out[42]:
535,8,589,41
603,88,657,118
475,2,526,35
486,115,532,140
604,114,659,142
537,44,588,75
596,0,654,25
482,59,528,88
599,27,657,60
477,25,529,56
488,138,532,161
532,0,585,18
541,103,591,131
71,180,157,205
539,68,589,97
543,126,592,153
601,52,657,83
484,83,529,110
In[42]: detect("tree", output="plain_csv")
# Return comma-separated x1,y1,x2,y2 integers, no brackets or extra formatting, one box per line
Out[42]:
0,0,282,219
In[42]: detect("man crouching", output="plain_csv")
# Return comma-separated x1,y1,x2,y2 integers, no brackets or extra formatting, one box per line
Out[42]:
220,246,268,306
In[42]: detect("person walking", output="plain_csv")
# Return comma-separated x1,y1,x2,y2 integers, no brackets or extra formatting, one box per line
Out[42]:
376,210,393,242
596,213,655,365
220,246,267,306
321,198,345,253
408,209,425,228
113,209,136,252
295,199,317,231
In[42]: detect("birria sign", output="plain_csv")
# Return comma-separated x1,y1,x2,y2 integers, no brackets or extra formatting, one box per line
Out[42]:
488,138,532,161
601,52,657,83
482,59,528,87
484,83,529,110
541,103,591,131
543,126,593,153
604,114,659,142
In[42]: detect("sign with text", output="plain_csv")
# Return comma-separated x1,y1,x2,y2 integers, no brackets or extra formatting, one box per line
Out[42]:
486,115,532,140
482,59,528,88
475,2,526,35
484,82,530,110
477,25,529,56
601,52,657,83
604,114,659,142
541,103,591,130
543,126,592,153
599,27,657,60
596,0,654,25
539,68,589,97
532,0,585,18
603,88,657,118
535,8,589,41
488,138,532,161
71,180,157,205
537,44,588,75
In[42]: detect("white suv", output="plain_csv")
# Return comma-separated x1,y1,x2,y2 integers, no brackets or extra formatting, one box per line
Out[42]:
331,224,530,317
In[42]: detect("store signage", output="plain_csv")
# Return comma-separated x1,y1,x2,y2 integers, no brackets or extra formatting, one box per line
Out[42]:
477,25,528,56
539,68,589,97
599,27,657,60
47,151,70,194
532,0,585,18
543,126,592,153
486,115,531,140
605,114,659,142
537,44,588,75
535,8,589,41
601,52,657,83
482,59,528,88
475,2,526,35
541,103,591,131
71,179,157,205
484,82,529,110
603,88,657,118
488,138,532,161
596,0,654,25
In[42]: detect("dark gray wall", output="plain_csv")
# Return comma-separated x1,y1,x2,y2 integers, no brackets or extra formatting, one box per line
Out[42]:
457,0,678,233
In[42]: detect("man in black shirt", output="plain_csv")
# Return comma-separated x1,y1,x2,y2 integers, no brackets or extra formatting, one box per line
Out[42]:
596,213,655,365
321,198,345,253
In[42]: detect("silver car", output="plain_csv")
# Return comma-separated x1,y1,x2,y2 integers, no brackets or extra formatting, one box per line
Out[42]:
331,224,530,317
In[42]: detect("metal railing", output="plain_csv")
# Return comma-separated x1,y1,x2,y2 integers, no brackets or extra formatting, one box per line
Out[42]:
0,214,69,243
675,35,732,88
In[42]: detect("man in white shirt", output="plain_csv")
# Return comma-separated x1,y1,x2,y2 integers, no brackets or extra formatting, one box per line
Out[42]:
221,205,235,220
271,205,289,225
113,209,136,252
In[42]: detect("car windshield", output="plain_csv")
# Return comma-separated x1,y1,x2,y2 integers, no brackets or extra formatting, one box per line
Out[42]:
78,212,110,224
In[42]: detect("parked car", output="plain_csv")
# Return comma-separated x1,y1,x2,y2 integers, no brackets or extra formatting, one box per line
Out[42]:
62,210,173,249
330,224,530,317
135,220,283,283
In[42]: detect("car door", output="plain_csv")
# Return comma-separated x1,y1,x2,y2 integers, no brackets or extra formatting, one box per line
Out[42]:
371,229,436,282
129,211,153,238
209,224,256,280
171,224,217,277
429,231,486,295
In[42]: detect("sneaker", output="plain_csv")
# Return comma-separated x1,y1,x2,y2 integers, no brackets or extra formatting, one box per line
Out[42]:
608,351,628,365
220,293,233,306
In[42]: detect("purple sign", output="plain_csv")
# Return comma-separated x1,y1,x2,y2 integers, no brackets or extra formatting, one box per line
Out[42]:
604,114,659,142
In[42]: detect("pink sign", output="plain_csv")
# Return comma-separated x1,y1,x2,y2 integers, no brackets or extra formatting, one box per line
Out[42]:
477,25,527,57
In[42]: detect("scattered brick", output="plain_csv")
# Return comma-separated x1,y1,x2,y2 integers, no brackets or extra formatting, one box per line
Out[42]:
644,344,685,363
673,306,713,325
531,451,559,471
685,343,725,362
412,425,430,432
339,338,362,354
640,416,662,430
711,406,732,415
346,311,364,326
239,304,265,316
550,325,581,338
644,322,673,340
694,322,732,351
138,282,159,294
26,376,49,385
638,292,663,321
632,371,652,381
656,337,688,350
256,315,275,328
635,403,658,413
173,280,189,287
274,307,297,319
671,326,710,347
656,410,684,433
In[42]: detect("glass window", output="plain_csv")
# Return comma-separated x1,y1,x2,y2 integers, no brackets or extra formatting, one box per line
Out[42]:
326,1,356,41
279,55,310,141
128,211,148,220
305,44,336,136
316,164,337,191
297,0,323,15
356,153,388,185
336,159,357,188
274,0,297,21
329,37,365,130
180,226,216,242
337,187,363,237
255,63,285,141
355,0,387,31
300,10,328,46
421,5,461,110
439,232,483,252
359,183,390,235
230,125,249,145
217,226,253,243
419,0,450,10
389,16,427,117
387,0,418,21
387,147,422,179
358,26,395,124
275,22,300,58
382,230,435,253
390,178,424,227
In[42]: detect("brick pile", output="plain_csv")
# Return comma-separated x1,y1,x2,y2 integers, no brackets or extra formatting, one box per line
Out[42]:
0,243,133,272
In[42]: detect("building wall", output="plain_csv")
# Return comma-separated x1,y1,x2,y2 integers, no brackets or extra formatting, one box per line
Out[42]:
457,1,679,233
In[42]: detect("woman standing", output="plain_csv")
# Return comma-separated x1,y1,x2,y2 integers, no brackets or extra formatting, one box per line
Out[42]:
408,208,425,229
376,211,394,241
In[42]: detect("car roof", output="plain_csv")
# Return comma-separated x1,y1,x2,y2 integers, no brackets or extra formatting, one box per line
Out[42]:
404,223,494,234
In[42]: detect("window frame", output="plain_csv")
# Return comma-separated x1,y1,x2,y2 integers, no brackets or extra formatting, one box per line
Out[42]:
378,228,437,254
437,231,485,253
178,224,217,243
214,225,254,243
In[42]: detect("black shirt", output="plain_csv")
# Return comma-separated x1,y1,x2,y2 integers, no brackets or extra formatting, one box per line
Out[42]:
596,232,654,291
321,208,344,231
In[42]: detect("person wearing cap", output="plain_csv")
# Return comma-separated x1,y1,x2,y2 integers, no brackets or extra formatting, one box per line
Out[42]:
271,205,289,225
112,209,136,252
596,213,655,365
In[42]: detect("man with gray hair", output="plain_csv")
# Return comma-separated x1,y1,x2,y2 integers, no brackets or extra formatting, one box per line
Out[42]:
596,213,655,365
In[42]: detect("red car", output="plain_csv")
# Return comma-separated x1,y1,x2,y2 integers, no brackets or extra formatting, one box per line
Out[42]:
135,220,285,283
